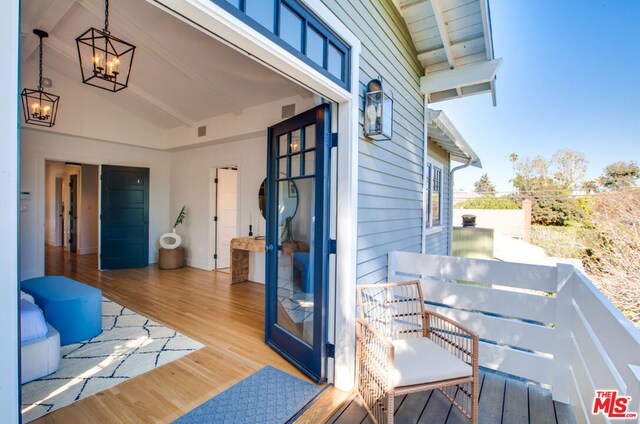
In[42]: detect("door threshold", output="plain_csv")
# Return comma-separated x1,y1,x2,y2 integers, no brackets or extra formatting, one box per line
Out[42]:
291,385,352,424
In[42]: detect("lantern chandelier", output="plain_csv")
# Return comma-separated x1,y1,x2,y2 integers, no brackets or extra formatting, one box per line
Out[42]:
75,0,136,92
21,29,60,128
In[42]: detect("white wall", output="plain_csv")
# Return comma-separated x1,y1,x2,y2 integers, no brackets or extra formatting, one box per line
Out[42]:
0,0,20,420
170,134,268,277
20,66,166,150
44,161,65,246
20,129,172,280
80,165,99,254
169,95,316,278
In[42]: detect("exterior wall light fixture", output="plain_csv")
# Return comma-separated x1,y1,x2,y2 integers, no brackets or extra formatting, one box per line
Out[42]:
363,77,393,141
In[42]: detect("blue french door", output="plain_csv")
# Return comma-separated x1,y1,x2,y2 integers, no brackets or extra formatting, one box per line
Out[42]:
266,104,331,382
100,165,150,269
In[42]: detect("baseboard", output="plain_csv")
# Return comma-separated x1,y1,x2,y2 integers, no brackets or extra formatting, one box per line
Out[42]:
185,257,212,271
78,247,98,255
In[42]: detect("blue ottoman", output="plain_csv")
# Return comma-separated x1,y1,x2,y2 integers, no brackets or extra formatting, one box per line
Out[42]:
21,276,102,345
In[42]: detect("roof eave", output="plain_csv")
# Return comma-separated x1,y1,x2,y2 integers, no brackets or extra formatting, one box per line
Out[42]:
428,110,482,168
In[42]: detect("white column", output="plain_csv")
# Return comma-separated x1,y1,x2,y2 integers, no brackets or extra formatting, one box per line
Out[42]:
333,44,360,392
0,0,21,421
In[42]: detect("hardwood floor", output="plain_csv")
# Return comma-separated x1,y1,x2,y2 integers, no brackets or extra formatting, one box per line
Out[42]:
34,246,315,423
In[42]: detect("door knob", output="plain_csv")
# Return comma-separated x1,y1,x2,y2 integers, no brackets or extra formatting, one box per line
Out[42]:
266,244,274,252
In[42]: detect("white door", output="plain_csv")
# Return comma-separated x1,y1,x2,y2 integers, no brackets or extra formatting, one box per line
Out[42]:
216,168,238,269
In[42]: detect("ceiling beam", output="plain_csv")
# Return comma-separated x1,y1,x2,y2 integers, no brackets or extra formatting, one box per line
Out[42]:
77,0,245,116
44,36,196,127
420,58,502,95
21,0,77,63
429,0,455,69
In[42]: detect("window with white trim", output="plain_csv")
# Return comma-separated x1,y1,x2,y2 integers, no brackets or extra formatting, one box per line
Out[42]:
426,159,443,227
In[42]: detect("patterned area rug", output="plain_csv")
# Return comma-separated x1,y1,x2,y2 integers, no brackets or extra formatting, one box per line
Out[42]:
173,366,322,424
21,298,204,423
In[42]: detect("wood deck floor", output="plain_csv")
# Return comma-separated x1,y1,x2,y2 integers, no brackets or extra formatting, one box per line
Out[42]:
35,246,318,423
329,371,576,424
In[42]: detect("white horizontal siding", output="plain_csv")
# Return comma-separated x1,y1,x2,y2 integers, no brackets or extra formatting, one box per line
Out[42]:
322,0,427,284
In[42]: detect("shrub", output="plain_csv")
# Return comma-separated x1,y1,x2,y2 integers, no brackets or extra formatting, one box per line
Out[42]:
455,196,520,210
531,195,584,226
584,190,640,326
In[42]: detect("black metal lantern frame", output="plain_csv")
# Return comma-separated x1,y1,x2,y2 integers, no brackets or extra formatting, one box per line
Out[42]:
21,29,60,128
75,0,135,93
364,77,393,141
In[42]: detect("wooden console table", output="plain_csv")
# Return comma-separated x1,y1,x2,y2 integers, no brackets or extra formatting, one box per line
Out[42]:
230,237,266,284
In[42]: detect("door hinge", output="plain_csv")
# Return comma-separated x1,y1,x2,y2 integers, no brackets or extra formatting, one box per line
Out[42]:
214,216,218,222
329,239,337,254
214,178,218,184
326,343,335,358
214,254,217,260
331,133,338,148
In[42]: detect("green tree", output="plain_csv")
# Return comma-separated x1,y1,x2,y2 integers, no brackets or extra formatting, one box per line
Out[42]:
514,155,554,196
601,161,640,189
509,152,518,191
581,180,599,194
551,149,587,190
473,173,496,196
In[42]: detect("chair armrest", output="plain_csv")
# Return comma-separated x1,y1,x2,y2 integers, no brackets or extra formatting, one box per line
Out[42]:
356,318,394,390
424,311,479,365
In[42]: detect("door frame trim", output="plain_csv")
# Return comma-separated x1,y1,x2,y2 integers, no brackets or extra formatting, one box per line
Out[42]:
208,161,242,271
152,0,361,390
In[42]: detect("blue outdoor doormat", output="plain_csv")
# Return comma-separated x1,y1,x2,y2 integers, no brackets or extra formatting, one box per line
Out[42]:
172,366,322,423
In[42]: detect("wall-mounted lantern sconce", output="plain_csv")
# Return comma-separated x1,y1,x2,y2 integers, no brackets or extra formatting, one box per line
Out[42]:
363,77,393,141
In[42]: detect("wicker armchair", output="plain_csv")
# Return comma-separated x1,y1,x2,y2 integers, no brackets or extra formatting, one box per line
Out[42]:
356,281,479,424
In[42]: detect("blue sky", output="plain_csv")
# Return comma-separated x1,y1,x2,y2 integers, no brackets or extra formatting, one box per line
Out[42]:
437,0,640,193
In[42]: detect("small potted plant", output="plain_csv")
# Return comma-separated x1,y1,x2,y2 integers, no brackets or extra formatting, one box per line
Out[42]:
159,206,187,250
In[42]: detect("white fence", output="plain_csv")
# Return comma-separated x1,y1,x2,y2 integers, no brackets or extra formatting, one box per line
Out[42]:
387,251,640,423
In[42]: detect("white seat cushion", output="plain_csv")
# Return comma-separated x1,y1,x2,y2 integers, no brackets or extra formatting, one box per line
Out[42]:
391,337,472,387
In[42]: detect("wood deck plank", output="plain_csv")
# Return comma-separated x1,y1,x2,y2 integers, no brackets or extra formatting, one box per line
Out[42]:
418,390,452,423
502,376,529,424
554,401,577,424
478,372,506,424
394,392,430,422
529,383,557,424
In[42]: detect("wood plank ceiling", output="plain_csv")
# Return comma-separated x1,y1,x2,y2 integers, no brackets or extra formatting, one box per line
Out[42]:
394,0,499,104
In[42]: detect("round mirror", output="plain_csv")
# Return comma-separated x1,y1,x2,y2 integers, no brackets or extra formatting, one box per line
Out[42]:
258,179,267,219
258,178,298,222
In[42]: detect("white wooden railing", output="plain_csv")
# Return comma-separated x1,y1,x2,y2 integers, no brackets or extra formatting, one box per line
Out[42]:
387,251,640,423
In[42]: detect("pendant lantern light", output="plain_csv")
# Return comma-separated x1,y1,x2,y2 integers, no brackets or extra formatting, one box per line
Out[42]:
21,29,60,127
75,0,136,92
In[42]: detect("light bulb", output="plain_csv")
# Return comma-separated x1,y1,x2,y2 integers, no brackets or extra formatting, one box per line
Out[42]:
93,53,104,70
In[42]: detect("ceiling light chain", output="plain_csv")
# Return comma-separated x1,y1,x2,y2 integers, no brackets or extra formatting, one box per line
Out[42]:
37,33,44,91
104,0,110,34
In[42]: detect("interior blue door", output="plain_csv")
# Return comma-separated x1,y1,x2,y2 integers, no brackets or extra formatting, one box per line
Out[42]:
100,165,150,269
266,104,332,382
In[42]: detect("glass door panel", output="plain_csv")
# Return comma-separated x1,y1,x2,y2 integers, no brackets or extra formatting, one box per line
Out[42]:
266,104,330,382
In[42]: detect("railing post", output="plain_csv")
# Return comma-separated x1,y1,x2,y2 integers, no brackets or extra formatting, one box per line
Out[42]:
553,263,574,403
387,251,396,282
628,365,640,420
